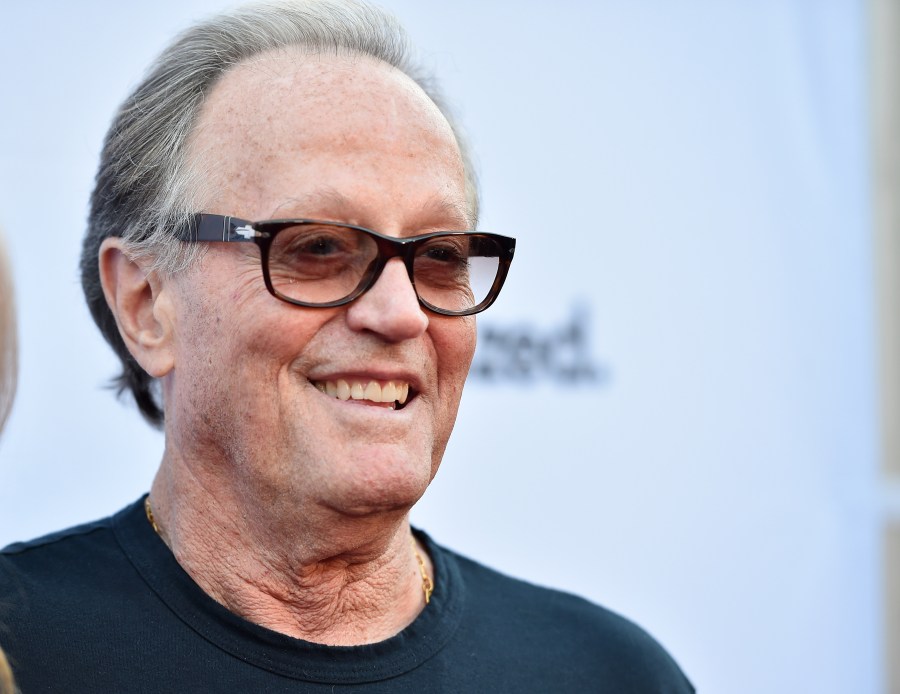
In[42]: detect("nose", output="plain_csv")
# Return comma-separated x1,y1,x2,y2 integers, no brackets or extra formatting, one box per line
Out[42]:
345,257,429,341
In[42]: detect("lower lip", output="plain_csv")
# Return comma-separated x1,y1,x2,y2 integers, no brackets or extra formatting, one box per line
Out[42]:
347,399,397,410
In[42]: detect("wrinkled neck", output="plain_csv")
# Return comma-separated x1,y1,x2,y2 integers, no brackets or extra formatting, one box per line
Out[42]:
147,453,433,645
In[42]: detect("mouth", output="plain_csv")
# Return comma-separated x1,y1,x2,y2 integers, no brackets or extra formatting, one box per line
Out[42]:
312,379,413,410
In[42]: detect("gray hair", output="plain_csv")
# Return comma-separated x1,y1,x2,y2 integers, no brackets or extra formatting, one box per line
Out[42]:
80,0,479,428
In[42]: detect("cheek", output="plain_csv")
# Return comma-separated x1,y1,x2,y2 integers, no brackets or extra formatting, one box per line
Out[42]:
434,315,477,398
426,317,475,472
172,281,318,406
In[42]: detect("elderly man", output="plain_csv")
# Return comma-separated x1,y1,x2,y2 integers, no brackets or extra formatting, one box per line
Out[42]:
0,2,693,691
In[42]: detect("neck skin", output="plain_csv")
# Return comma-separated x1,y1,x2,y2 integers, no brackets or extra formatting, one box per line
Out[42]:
148,451,434,647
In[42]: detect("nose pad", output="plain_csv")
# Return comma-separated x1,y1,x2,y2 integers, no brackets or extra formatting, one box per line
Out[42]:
345,257,428,340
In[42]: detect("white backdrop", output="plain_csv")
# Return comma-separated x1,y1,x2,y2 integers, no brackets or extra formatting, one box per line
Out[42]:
0,1,877,692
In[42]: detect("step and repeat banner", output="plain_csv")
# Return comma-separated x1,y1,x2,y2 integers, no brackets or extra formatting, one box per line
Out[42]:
0,2,876,692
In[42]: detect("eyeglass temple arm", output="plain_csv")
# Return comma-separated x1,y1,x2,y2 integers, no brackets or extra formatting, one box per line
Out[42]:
177,214,260,242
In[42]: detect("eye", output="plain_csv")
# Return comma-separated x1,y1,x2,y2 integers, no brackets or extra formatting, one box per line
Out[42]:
424,245,465,263
417,238,468,264
268,223,379,290
282,229,349,257
414,237,471,292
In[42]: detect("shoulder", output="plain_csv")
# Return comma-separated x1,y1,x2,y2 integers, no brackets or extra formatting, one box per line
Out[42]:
2,515,114,558
0,502,141,621
435,543,695,692
1,507,124,580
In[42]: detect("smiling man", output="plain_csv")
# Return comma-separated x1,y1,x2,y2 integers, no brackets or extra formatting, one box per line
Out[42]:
0,1,692,691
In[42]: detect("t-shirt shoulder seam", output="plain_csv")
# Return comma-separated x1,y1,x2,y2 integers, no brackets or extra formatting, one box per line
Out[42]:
1,520,112,555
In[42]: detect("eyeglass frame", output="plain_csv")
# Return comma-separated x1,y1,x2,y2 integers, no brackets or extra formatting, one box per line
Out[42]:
175,213,516,316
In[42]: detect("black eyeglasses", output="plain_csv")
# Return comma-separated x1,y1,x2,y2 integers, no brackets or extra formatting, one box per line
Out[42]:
175,214,515,316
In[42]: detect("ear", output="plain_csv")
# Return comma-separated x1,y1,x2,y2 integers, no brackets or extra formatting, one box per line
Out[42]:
98,238,175,378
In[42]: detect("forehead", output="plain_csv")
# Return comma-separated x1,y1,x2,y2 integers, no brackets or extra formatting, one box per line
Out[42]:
186,50,468,225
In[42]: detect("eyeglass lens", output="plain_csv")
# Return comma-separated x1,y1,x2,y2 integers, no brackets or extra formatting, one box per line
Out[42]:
266,223,503,313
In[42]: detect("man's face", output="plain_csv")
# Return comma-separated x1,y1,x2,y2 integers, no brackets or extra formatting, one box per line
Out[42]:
159,51,475,523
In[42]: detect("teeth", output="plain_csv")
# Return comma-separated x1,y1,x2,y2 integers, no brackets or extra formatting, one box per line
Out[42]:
313,379,410,405
364,382,381,401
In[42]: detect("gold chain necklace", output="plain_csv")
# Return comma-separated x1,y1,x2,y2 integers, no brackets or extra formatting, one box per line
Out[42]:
144,497,434,606
411,536,434,604
144,497,161,535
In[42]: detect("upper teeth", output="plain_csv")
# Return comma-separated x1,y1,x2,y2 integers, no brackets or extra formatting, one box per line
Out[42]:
314,379,410,405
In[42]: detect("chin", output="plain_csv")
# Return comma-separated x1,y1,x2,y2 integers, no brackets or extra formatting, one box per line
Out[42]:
328,457,432,517
327,490,425,518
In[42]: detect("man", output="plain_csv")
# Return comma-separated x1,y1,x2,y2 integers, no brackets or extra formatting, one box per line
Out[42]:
0,1,693,690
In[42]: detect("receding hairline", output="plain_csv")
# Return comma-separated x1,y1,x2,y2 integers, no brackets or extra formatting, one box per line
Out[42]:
182,47,472,223
194,45,459,133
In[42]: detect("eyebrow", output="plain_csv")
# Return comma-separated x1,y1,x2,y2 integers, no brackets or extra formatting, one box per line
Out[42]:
268,188,351,219
420,196,473,230
268,187,473,231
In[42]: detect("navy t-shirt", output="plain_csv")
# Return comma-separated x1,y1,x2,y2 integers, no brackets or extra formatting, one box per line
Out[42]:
0,497,694,692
